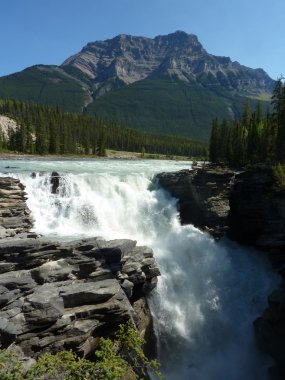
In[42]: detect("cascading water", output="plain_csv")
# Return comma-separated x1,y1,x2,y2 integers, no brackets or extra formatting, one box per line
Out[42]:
0,159,278,380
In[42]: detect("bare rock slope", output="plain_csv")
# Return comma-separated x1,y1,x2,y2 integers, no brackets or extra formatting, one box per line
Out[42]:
63,31,274,98
0,116,19,140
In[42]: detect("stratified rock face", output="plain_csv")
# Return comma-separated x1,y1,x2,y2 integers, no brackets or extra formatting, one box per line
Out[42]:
157,165,235,237
0,177,160,358
62,31,274,98
0,236,159,357
0,177,33,239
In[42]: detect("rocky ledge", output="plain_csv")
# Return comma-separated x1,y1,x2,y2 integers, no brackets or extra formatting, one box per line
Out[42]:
157,165,235,237
0,177,33,239
157,164,285,255
0,178,160,359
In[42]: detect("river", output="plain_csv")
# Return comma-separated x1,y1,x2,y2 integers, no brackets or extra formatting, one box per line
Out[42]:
0,158,278,380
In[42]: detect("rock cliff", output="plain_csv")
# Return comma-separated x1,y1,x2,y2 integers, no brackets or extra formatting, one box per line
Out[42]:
157,165,235,237
228,169,285,379
157,165,285,378
0,178,160,359
228,168,285,254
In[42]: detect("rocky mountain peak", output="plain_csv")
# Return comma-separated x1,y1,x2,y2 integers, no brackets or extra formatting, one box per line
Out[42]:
62,31,274,98
155,30,201,48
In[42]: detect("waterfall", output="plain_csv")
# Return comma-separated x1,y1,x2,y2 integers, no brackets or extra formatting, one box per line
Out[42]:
1,160,278,380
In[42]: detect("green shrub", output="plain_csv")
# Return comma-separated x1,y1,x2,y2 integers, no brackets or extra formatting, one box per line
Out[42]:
272,164,285,193
94,321,161,379
26,351,96,380
0,322,161,380
0,349,23,380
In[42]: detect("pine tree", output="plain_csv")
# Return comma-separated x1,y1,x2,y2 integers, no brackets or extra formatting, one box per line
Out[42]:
35,111,48,155
209,118,220,163
273,79,285,162
242,98,251,129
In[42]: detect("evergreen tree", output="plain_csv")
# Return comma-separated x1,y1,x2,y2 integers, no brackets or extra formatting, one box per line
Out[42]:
209,118,220,162
273,79,285,162
209,98,280,167
35,111,48,155
49,122,60,154
242,98,251,129
0,99,207,158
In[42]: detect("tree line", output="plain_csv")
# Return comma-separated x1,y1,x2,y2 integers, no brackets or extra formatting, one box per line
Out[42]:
0,99,207,158
209,79,285,167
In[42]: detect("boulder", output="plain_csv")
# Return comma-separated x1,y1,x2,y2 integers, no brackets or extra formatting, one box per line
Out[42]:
59,280,119,307
23,285,64,326
0,318,17,347
50,172,60,194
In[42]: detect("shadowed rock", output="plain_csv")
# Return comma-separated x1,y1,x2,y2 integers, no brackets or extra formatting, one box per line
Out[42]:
50,171,60,194
157,166,235,238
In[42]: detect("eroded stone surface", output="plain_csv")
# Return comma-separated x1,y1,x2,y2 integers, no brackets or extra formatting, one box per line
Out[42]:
0,235,160,356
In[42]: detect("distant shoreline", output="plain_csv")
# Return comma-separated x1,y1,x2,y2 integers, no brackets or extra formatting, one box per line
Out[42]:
0,151,195,161
0,152,139,160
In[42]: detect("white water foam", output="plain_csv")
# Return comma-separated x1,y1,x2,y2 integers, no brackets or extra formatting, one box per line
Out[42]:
1,160,278,380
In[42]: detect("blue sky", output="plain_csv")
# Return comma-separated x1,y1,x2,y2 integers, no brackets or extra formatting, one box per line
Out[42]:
1,0,284,79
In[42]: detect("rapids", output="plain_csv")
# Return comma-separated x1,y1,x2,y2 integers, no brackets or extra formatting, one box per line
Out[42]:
0,159,278,380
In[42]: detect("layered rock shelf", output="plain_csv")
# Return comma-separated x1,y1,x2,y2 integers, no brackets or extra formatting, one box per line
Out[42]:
0,177,160,359
0,177,33,239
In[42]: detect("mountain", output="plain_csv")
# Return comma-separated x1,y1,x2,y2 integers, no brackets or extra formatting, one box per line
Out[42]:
0,65,92,113
63,31,273,99
0,31,275,140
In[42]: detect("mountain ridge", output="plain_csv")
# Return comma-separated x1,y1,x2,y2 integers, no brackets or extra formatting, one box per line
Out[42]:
62,31,273,99
0,31,275,140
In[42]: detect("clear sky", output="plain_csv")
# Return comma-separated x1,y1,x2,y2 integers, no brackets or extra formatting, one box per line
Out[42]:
1,0,284,79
